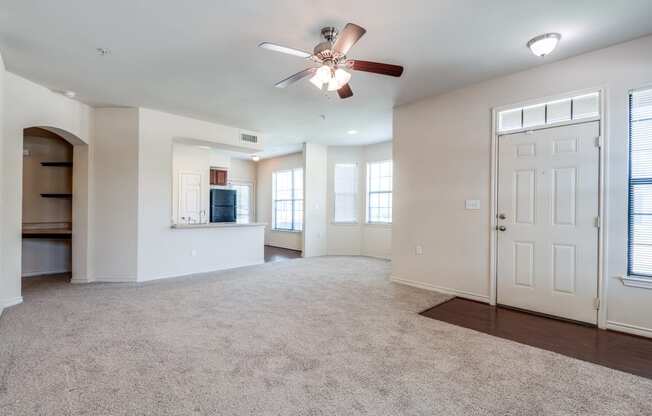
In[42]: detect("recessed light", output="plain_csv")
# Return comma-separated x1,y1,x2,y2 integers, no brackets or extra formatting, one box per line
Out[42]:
64,91,76,98
96,47,111,56
347,130,358,135
251,155,260,162
527,33,561,57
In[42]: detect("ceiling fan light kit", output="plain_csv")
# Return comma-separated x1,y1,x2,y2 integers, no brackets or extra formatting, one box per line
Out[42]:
259,23,404,99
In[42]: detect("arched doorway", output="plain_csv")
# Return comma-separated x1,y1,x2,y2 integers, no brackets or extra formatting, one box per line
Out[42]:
22,128,73,281
20,126,90,287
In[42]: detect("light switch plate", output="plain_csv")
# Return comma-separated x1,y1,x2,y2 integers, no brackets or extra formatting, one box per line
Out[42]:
465,199,481,210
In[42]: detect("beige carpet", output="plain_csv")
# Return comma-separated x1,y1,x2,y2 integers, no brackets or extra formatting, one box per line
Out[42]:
1,257,650,415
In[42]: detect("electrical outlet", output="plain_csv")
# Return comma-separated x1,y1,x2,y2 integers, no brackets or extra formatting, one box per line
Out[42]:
465,199,481,210
415,245,423,255
191,249,197,257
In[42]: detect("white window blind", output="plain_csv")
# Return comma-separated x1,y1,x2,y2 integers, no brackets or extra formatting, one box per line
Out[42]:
272,168,303,231
366,160,393,224
333,163,358,223
628,88,652,278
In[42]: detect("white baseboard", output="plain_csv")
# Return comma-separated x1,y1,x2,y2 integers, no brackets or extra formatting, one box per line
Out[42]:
70,276,92,284
93,276,138,283
1,296,24,310
607,320,652,339
390,276,490,303
22,269,71,277
138,260,265,282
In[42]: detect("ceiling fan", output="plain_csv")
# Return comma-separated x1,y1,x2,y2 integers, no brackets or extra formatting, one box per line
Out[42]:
259,23,404,99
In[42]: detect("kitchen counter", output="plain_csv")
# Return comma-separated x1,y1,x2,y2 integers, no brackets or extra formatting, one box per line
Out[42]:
171,222,266,229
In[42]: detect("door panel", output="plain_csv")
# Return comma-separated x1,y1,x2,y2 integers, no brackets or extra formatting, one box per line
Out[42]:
179,173,202,224
497,122,600,324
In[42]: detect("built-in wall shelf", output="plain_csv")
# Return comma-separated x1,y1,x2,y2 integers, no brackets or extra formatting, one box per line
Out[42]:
22,230,72,239
40,193,72,199
41,161,73,167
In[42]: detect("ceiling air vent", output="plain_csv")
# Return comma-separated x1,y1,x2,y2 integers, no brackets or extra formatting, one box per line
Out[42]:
241,133,258,144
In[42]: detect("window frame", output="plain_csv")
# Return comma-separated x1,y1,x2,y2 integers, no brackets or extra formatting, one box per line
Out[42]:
332,163,359,224
230,180,255,224
272,168,303,232
627,87,652,280
366,160,393,225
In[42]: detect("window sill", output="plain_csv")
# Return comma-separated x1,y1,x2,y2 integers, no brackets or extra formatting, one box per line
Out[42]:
271,229,302,234
365,222,392,228
619,275,652,290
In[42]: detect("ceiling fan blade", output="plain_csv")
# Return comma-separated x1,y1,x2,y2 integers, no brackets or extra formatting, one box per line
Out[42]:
332,23,366,56
274,67,317,88
349,60,404,77
337,83,353,99
258,42,312,59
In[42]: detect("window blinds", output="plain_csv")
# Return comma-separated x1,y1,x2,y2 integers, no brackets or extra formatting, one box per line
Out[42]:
629,88,652,277
333,163,358,223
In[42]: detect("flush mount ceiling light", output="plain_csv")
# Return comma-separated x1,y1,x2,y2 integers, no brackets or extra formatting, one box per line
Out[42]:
527,33,561,57
347,129,358,135
251,155,260,162
96,47,111,56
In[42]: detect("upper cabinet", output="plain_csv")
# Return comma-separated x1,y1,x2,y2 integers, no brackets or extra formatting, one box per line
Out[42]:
210,168,228,186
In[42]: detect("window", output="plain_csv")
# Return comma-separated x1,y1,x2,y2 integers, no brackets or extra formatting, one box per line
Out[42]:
628,88,652,278
366,160,392,223
232,183,253,224
272,168,303,231
333,163,358,223
498,92,600,132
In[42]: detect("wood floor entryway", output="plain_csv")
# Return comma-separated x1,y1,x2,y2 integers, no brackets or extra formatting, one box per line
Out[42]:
421,297,652,380
264,245,302,263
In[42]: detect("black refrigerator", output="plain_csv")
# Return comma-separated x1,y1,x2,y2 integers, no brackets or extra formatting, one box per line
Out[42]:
210,189,237,222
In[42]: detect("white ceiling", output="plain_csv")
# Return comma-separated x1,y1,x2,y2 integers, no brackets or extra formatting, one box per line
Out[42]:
1,0,651,149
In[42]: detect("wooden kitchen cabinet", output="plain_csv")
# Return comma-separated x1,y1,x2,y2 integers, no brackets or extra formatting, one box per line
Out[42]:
210,168,228,186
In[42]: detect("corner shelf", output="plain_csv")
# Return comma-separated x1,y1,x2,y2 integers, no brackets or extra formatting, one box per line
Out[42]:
41,161,73,167
40,193,72,199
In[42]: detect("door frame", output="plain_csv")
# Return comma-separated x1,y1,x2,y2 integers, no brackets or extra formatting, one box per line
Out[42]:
489,87,608,329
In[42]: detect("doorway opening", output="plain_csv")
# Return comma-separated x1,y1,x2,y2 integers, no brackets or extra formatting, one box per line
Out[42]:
21,127,73,283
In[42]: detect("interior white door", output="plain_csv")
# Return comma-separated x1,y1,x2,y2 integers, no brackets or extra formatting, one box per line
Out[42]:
179,172,203,224
497,121,600,324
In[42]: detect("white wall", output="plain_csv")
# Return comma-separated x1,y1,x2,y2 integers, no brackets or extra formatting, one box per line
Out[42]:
302,143,328,257
229,158,256,183
92,108,140,282
256,152,303,251
22,240,71,277
326,141,393,259
393,35,652,336
2,70,92,309
0,51,5,313
137,108,263,281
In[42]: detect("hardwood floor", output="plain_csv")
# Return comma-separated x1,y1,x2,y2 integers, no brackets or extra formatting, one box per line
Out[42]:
421,298,652,380
264,245,302,263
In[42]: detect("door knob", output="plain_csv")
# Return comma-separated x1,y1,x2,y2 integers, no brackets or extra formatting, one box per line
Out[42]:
498,213,507,220
497,225,507,232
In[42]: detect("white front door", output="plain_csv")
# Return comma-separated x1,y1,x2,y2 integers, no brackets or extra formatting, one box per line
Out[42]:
179,172,203,224
497,121,600,324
